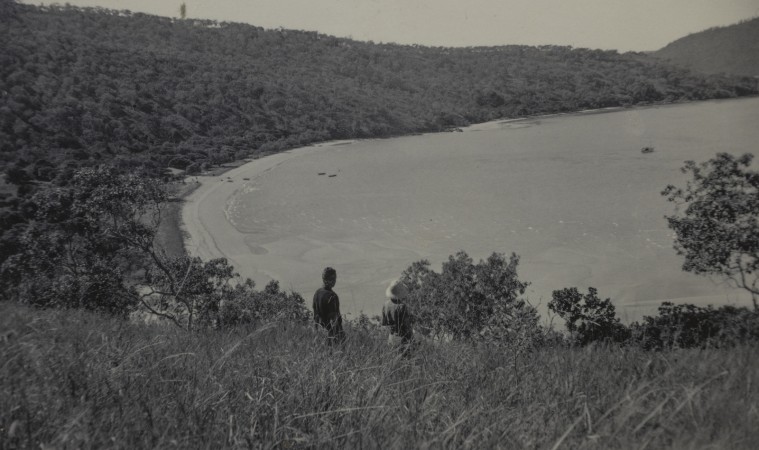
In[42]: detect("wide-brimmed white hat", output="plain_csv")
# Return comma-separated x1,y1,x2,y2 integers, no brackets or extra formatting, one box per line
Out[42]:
385,280,409,299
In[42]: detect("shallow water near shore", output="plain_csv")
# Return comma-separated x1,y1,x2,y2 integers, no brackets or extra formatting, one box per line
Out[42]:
201,98,759,320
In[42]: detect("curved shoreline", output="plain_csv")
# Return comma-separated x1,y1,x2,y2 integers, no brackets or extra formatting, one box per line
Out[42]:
180,141,357,287
180,101,681,262
179,107,587,295
179,98,756,318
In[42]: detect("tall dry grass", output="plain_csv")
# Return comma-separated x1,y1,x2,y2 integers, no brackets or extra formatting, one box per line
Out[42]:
1,302,758,449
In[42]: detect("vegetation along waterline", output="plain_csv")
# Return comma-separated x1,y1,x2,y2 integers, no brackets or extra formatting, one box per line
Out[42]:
1,1,757,179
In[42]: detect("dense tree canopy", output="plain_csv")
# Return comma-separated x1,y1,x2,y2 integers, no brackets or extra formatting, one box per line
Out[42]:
548,287,629,345
1,0,756,187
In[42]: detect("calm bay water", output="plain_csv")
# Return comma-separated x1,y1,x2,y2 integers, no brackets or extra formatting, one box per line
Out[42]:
228,98,759,320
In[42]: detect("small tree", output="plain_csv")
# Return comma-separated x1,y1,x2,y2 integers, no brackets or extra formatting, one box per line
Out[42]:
0,167,168,315
1,166,308,329
179,2,186,20
548,287,629,345
399,251,535,342
217,279,309,327
142,256,237,330
662,153,759,310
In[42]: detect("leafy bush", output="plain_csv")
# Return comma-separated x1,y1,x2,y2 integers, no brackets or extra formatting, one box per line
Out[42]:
548,287,630,345
217,279,309,327
546,285,759,349
141,257,309,330
400,251,540,345
631,302,759,349
142,256,238,329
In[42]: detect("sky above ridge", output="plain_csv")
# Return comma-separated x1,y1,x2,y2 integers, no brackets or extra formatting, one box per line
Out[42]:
23,0,759,52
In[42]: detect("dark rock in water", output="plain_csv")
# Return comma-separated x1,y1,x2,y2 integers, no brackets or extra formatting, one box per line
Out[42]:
641,146,655,154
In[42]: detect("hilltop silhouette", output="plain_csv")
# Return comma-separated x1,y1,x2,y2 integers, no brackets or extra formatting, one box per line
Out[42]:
653,17,759,76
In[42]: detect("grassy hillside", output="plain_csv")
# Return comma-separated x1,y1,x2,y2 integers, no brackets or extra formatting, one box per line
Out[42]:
653,17,759,76
2,302,758,449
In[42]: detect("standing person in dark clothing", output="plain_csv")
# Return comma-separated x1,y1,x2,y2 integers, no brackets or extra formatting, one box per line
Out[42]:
382,280,414,352
312,267,345,344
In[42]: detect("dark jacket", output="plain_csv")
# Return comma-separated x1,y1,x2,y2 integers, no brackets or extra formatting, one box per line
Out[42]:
381,299,413,342
313,287,344,341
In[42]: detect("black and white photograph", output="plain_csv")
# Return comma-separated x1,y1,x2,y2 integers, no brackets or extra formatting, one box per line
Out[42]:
2,0,759,447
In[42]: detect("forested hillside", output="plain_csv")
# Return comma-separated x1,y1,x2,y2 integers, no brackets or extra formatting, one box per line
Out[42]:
653,17,759,76
1,0,756,187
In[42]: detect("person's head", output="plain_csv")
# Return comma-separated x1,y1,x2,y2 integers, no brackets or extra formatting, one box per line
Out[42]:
322,267,337,288
385,279,408,303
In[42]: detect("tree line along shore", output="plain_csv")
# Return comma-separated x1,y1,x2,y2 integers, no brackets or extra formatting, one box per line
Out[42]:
2,1,757,185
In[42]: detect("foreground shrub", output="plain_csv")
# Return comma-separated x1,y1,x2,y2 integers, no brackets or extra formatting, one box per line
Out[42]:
400,251,541,346
141,257,309,329
217,279,310,327
548,287,630,345
547,286,759,349
631,302,759,349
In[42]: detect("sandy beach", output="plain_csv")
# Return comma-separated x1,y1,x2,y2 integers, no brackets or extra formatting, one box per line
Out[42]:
181,105,633,265
181,141,363,304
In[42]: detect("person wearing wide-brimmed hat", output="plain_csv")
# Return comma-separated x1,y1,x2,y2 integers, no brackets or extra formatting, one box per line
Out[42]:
382,280,414,350
313,267,345,345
